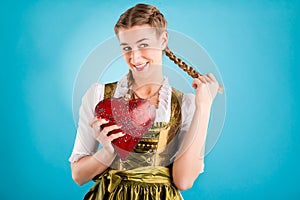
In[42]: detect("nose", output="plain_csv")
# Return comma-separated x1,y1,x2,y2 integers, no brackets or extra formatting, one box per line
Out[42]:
130,49,142,65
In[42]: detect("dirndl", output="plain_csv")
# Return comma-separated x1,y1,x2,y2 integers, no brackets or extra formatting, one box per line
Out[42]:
84,166,182,200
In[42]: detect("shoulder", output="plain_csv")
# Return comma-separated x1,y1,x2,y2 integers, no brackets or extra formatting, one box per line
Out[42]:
182,93,195,105
181,93,196,118
170,86,195,107
179,93,195,127
80,82,106,110
83,82,104,99
170,86,195,114
84,80,122,101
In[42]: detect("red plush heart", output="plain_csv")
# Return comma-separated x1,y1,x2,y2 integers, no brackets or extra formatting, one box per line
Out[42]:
94,98,156,160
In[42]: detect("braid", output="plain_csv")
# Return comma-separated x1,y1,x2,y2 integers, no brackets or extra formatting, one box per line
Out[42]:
114,4,167,36
164,47,201,79
165,47,223,93
115,4,223,93
127,69,134,93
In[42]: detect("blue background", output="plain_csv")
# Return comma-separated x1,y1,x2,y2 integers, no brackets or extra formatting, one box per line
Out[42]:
1,0,299,199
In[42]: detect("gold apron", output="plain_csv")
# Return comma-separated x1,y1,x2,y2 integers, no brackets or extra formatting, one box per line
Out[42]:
84,82,183,200
84,166,182,200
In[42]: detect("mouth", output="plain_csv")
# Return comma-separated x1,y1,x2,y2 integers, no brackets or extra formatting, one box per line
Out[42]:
133,62,149,72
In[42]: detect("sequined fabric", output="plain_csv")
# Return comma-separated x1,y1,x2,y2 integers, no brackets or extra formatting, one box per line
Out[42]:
94,97,156,160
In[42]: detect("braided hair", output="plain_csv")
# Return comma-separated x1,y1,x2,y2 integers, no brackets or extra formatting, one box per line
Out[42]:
114,3,208,89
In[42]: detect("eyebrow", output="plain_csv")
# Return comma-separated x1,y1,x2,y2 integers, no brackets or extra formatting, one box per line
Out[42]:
120,38,149,46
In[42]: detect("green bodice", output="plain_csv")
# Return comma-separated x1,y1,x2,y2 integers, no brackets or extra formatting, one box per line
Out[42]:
104,82,183,170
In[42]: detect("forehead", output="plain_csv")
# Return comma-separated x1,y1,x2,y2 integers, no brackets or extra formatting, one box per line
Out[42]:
118,25,158,43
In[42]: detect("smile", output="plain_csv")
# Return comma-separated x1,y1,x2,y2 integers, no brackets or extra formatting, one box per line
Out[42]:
133,62,149,71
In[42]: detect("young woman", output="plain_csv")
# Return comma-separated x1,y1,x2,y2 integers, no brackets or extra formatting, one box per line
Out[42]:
69,3,220,200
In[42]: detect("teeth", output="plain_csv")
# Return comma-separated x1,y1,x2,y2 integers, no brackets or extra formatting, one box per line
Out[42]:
135,63,147,68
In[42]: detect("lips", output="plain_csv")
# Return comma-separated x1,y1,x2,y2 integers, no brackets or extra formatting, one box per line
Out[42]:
133,62,148,71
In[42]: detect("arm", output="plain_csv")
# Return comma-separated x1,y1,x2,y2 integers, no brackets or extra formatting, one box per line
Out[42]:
71,150,114,186
72,119,124,186
172,73,219,190
69,83,123,185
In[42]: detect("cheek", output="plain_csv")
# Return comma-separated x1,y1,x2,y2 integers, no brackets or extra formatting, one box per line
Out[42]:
142,49,160,59
122,54,134,69
146,49,162,62
122,53,131,63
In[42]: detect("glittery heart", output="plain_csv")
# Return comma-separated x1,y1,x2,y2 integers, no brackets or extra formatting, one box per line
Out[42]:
94,98,156,160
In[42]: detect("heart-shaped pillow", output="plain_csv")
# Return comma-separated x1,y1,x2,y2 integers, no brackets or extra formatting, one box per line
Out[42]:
94,98,156,160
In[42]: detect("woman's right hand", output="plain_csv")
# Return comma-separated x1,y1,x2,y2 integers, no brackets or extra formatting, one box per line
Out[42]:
89,117,125,154
71,118,124,185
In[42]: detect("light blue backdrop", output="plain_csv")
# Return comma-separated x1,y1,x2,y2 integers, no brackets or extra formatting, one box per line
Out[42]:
1,0,299,199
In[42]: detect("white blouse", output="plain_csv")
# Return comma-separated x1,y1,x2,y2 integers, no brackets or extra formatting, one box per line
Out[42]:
69,75,196,163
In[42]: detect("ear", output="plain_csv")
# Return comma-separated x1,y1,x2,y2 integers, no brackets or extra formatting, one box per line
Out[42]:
160,31,168,50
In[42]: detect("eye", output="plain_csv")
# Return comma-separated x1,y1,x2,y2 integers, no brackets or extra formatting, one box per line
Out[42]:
123,46,132,51
139,43,149,48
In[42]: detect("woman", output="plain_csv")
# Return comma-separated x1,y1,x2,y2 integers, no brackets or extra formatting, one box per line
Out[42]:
69,3,220,200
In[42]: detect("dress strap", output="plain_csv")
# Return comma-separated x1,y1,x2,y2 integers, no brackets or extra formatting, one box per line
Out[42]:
154,87,183,165
104,81,118,99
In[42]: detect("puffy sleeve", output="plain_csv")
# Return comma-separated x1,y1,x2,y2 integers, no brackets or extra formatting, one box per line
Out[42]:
68,82,104,163
180,93,196,138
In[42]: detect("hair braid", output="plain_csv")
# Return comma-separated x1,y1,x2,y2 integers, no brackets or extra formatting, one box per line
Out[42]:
115,3,223,93
164,47,201,78
114,4,167,36
127,69,134,92
165,47,223,93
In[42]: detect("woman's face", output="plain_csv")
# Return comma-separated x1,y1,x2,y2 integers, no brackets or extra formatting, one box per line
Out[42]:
118,24,168,79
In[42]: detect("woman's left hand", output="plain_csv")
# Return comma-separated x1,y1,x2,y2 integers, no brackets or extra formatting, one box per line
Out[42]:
192,73,219,109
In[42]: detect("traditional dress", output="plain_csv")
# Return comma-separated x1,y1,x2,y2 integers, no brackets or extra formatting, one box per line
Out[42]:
69,74,202,200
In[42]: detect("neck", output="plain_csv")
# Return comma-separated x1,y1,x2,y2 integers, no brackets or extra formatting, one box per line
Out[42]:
131,73,164,100
133,73,164,89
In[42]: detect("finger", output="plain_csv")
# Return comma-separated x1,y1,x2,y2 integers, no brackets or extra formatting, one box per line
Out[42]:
206,73,223,94
192,78,206,89
91,120,102,131
206,73,217,82
198,75,207,84
100,118,109,125
192,78,200,89
108,132,126,141
202,74,212,83
89,117,99,128
90,117,109,128
101,124,122,136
